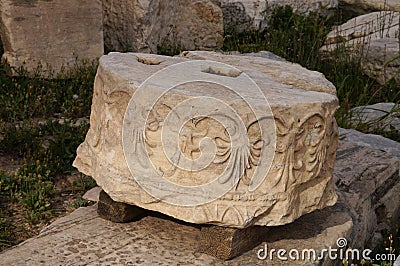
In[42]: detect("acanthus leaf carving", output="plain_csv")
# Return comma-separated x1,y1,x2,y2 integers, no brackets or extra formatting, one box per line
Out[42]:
271,111,332,191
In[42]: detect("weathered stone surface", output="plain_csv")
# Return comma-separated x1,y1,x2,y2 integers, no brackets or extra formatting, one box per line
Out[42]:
350,103,400,132
0,203,353,266
218,0,268,30
339,127,400,157
0,0,104,77
102,0,224,53
218,0,338,31
361,38,400,84
321,11,399,55
97,190,146,223
241,50,287,61
335,141,400,250
320,11,400,85
82,186,102,202
198,225,270,260
339,0,400,15
143,0,224,53
73,51,339,228
395,254,400,266
2,133,399,265
102,0,149,52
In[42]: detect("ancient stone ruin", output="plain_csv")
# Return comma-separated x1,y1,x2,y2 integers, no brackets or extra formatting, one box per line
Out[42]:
0,1,398,261
2,0,398,81
0,0,104,77
102,0,224,53
73,51,339,257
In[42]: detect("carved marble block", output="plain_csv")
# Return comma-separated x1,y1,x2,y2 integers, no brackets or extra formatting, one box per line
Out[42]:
73,51,339,228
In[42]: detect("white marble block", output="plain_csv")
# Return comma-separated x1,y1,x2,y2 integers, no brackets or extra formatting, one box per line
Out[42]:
74,51,339,228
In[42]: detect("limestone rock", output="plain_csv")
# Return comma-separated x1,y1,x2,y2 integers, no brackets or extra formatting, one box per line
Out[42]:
241,50,287,61
361,38,400,84
218,0,338,31
350,103,400,132
0,0,104,77
321,11,399,55
73,51,339,228
218,0,268,31
82,186,102,202
334,140,400,250
339,0,400,15
144,0,224,53
102,0,149,52
339,127,400,157
320,11,400,85
102,0,224,53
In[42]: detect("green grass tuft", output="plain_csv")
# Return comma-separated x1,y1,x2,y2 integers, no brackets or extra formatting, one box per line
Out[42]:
0,58,97,249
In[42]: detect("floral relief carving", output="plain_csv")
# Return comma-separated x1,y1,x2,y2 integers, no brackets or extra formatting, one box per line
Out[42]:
73,51,339,228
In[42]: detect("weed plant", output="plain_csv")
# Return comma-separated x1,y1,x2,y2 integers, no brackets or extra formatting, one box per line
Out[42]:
0,59,96,121
0,57,97,250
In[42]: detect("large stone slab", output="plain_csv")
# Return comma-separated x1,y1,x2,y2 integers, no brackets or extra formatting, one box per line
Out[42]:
143,0,224,53
321,11,399,55
0,0,104,77
334,140,400,251
320,11,400,85
0,203,353,266
339,127,400,157
73,51,339,228
102,0,224,53
3,134,400,265
361,38,400,85
101,0,149,52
